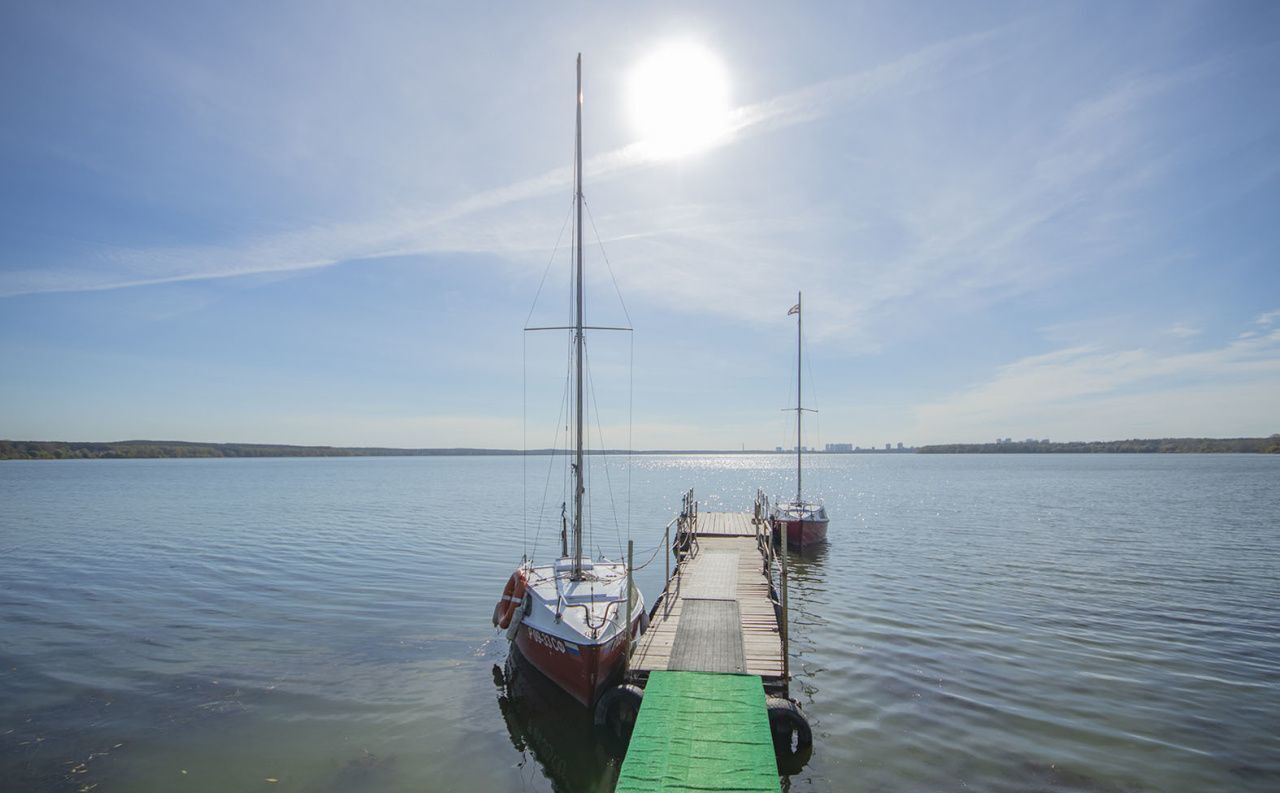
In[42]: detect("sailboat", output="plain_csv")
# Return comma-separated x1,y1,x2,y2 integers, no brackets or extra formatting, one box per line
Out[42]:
772,291,829,548
490,54,645,708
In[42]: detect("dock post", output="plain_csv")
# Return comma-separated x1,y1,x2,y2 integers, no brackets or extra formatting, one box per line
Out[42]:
665,522,670,586
781,536,790,694
626,539,634,674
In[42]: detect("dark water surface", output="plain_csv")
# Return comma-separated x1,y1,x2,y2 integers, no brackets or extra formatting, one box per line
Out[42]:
1,454,1277,792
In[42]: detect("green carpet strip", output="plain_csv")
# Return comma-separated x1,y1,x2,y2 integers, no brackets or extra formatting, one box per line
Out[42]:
615,671,780,793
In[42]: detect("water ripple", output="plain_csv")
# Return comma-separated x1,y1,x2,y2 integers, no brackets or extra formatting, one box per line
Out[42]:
1,454,1277,792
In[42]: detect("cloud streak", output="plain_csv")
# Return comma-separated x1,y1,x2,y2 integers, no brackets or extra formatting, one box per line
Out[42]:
911,323,1280,442
0,26,1005,300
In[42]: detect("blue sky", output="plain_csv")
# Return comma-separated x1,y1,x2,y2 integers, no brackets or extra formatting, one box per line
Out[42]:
2,1,1278,449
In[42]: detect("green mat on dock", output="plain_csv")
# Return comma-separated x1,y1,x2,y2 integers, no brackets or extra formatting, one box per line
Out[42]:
615,671,780,793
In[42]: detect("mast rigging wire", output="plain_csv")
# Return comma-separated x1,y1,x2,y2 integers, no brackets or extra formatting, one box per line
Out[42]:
801,314,822,494
584,340,625,557
523,82,637,566
523,198,575,557
584,196,635,544
583,198,633,328
528,330,574,562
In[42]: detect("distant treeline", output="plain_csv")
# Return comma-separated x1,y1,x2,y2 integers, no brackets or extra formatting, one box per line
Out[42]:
918,436,1280,454
0,440,734,460
6,436,1279,460
0,440,532,460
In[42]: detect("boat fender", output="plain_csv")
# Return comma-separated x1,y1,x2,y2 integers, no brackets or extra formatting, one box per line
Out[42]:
594,683,644,741
493,569,529,629
638,608,649,635
505,593,529,641
766,696,813,753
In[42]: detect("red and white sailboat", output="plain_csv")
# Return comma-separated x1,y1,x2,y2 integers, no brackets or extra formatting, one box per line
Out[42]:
491,55,644,708
772,292,829,548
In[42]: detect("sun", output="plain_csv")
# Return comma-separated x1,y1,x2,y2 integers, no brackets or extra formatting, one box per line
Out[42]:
627,41,730,159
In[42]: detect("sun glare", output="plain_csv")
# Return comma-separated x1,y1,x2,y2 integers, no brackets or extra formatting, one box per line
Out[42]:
628,41,730,159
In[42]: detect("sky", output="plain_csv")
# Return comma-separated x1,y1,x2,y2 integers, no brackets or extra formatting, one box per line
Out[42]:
1,1,1278,450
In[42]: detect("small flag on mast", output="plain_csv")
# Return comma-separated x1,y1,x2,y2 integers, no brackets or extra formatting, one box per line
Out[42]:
787,303,800,316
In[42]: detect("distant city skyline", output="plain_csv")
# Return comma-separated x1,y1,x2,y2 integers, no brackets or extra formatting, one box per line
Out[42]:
2,3,1278,449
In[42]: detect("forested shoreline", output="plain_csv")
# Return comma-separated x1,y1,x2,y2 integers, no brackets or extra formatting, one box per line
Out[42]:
3,436,1279,459
0,440,526,460
918,436,1280,454
0,441,730,459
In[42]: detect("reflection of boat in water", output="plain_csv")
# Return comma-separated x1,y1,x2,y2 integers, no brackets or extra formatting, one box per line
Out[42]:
786,536,829,566
489,54,644,708
493,648,622,792
772,292,829,549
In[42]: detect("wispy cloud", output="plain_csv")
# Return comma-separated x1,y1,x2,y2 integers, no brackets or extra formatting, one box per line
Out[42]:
724,25,1008,139
0,26,1006,301
1164,323,1201,339
911,322,1280,442
601,50,1226,343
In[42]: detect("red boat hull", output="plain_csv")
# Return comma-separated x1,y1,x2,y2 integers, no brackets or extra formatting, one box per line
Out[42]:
512,619,636,707
777,518,828,549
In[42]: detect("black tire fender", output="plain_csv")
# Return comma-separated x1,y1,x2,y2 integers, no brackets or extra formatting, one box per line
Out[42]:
766,696,813,751
594,683,645,740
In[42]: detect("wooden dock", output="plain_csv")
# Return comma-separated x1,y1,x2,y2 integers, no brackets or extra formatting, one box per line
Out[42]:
606,491,811,790
628,495,789,696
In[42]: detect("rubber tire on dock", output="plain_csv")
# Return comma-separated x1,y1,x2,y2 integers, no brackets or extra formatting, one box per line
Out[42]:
766,696,813,773
594,683,644,753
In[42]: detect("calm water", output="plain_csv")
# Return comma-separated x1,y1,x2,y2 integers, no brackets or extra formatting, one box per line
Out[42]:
1,454,1277,792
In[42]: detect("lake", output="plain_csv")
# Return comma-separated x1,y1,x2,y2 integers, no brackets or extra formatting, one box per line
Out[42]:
1,454,1277,792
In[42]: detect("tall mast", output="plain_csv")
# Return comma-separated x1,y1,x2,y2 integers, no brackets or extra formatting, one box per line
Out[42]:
795,291,802,503
572,54,585,578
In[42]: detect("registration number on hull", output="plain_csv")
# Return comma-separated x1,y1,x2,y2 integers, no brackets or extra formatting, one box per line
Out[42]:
528,626,580,656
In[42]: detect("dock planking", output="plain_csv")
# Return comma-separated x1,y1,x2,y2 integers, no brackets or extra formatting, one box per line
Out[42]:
630,512,785,687
686,510,759,537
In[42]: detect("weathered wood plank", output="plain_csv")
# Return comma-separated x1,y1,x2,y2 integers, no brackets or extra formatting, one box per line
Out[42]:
631,512,784,680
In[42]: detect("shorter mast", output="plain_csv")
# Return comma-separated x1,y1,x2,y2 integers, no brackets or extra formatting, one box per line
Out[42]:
795,291,802,504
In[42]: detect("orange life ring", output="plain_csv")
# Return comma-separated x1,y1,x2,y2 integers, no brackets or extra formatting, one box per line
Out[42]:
492,569,528,629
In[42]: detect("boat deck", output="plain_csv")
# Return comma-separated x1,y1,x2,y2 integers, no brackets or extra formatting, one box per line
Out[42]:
629,511,785,689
